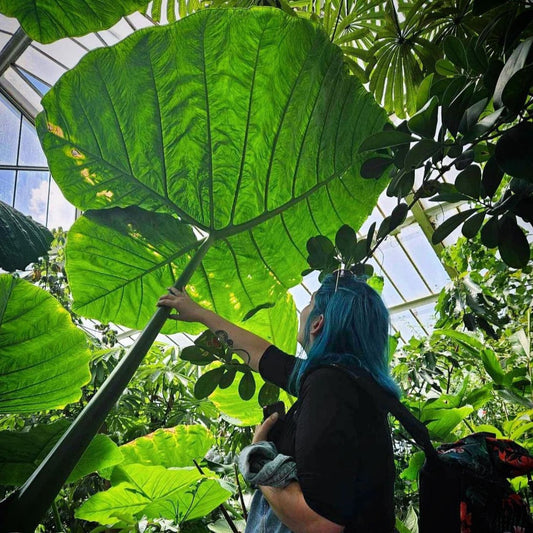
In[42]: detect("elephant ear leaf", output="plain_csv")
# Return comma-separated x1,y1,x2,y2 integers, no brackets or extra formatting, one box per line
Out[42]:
0,420,123,486
0,200,53,272
0,0,150,43
37,8,387,342
0,275,91,413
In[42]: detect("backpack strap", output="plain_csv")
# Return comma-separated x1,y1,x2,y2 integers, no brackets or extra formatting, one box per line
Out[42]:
326,364,438,460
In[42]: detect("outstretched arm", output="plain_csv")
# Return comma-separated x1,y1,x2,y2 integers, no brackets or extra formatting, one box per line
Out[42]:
157,288,271,372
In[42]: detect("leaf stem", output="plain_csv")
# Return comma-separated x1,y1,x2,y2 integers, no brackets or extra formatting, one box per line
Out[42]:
234,462,248,520
193,460,239,533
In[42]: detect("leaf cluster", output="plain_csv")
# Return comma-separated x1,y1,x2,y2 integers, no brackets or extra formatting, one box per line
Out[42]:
359,1,533,269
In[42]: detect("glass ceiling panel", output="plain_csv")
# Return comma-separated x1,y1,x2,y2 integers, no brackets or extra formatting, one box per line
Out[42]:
398,224,449,293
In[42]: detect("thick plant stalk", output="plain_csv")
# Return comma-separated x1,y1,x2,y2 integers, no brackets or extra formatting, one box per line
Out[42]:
0,235,213,533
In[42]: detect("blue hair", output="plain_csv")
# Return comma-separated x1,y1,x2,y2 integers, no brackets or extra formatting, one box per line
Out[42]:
289,273,400,398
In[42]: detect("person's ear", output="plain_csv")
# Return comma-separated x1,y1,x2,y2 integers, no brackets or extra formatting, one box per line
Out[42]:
310,314,324,336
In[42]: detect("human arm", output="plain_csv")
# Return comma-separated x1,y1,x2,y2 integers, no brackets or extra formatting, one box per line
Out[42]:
157,288,271,372
252,414,344,533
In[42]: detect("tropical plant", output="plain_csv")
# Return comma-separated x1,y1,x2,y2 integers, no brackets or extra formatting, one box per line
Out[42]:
1,6,389,530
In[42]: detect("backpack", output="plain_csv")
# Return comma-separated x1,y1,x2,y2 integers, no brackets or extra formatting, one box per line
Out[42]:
329,364,533,533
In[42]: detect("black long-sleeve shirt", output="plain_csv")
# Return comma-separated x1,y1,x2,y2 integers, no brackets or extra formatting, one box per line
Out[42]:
259,345,396,532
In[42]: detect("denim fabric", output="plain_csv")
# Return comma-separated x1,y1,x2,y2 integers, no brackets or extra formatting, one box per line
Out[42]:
245,490,293,533
238,442,298,488
239,442,297,533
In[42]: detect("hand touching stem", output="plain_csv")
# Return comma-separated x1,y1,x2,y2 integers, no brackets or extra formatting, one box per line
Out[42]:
157,287,271,372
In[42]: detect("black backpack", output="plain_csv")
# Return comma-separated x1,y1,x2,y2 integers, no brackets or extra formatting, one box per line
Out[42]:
331,364,533,533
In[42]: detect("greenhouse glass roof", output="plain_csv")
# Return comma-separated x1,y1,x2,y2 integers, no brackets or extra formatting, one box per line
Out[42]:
0,9,464,345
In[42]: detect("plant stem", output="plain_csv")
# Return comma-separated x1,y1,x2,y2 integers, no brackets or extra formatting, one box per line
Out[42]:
234,463,248,520
0,235,214,533
193,460,239,533
51,499,63,532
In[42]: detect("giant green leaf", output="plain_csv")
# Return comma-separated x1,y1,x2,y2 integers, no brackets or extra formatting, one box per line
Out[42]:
0,420,123,486
0,0,150,44
0,275,91,413
0,201,53,272
119,425,214,468
36,8,387,339
75,464,231,525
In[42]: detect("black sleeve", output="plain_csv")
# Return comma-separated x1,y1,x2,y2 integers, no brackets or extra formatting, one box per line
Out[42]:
294,367,362,526
258,345,296,392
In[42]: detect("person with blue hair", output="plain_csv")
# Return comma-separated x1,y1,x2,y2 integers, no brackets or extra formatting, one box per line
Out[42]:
158,271,398,532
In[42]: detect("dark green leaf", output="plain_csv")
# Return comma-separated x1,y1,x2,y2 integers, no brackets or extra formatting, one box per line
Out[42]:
462,211,485,238
455,165,481,198
483,59,504,93
495,122,533,183
377,216,391,240
352,240,368,263
462,107,505,143
429,182,468,203
466,38,488,74
219,369,237,390
366,222,376,255
458,98,488,135
480,216,500,248
481,157,504,198
0,0,150,43
238,372,256,401
454,149,475,170
444,83,475,137
335,225,357,261
389,203,409,232
435,59,457,77
404,140,441,169
502,66,533,113
242,302,275,322
407,96,439,138
515,197,533,225
498,216,530,269
387,170,414,199
432,209,477,244
360,157,393,179
194,367,225,399
494,37,533,108
472,0,507,15
258,382,280,407
180,345,217,366
443,36,468,71
0,201,53,272
358,130,415,153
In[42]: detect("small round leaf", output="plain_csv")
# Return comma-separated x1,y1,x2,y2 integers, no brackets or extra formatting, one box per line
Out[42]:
194,366,225,399
462,211,485,238
238,372,256,401
498,216,530,269
455,165,481,198
480,216,500,248
360,157,393,179
258,382,280,407
481,157,504,198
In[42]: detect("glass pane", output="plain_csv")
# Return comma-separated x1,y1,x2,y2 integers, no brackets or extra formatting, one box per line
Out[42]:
0,170,16,204
378,238,430,301
0,94,21,165
391,310,426,342
14,170,49,224
19,118,48,167
47,179,76,230
399,225,450,293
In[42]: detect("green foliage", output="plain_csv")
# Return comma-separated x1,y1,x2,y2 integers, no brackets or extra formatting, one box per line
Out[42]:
0,274,91,413
0,201,53,272
358,0,533,269
0,0,150,43
0,421,122,486
37,8,386,344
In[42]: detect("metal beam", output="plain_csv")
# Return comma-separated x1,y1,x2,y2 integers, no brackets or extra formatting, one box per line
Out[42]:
0,27,31,77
